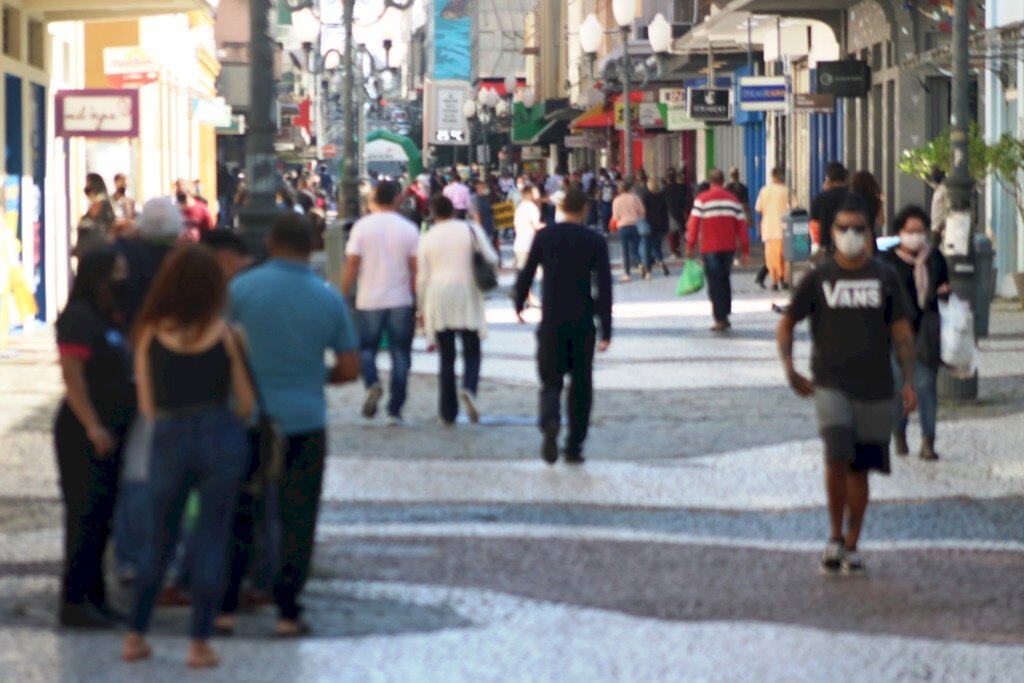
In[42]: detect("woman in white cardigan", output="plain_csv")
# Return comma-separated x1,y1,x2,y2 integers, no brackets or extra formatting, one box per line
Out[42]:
417,193,499,425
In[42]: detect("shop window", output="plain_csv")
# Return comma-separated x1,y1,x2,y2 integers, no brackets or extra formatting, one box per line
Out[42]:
28,19,43,68
3,5,22,59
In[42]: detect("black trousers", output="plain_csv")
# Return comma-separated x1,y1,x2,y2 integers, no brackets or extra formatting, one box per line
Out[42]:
537,325,596,455
273,430,326,621
703,250,735,323
436,329,482,424
54,404,128,608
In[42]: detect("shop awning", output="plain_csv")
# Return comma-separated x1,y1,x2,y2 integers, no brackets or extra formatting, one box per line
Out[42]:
24,0,212,22
513,99,572,145
571,103,614,130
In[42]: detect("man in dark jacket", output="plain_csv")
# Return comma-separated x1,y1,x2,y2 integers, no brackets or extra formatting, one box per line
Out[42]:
514,188,613,465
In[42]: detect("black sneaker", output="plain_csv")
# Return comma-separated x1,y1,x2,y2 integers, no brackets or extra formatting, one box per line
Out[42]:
541,423,559,465
819,539,845,575
59,602,117,630
362,384,383,419
893,432,909,456
564,451,586,466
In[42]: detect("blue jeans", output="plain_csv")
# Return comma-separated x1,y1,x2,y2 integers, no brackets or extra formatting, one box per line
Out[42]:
130,407,249,639
641,234,666,269
702,250,735,323
599,201,612,233
619,225,641,276
356,306,415,418
892,359,939,441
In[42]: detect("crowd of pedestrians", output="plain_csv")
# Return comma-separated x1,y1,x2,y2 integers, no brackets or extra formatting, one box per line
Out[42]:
51,154,954,667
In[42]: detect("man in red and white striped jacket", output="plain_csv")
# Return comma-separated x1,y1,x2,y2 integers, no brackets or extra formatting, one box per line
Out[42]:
686,169,751,332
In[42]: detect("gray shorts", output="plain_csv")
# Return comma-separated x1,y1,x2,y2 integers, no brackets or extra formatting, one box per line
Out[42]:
814,386,894,474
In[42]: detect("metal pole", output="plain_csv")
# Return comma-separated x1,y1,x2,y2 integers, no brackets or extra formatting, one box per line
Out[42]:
939,0,980,401
746,16,753,74
238,0,278,257
621,27,632,178
339,0,359,220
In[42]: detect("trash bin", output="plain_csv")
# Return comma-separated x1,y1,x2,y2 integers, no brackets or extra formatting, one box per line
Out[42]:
783,209,811,262
972,233,994,339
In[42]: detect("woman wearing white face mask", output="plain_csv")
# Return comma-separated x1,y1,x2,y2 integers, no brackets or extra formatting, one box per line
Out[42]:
880,206,951,461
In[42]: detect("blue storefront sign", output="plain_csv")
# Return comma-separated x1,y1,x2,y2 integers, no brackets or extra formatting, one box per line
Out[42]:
738,77,788,112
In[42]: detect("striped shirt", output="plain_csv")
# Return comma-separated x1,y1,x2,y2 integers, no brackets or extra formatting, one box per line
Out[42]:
686,186,750,256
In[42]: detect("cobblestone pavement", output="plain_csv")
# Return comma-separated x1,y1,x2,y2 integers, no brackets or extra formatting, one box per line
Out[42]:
2,260,1024,682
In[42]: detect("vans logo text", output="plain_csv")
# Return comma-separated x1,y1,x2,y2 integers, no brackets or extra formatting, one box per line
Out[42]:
822,280,882,308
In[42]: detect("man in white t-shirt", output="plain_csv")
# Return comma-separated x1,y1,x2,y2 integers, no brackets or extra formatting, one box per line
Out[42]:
513,185,543,270
341,180,420,424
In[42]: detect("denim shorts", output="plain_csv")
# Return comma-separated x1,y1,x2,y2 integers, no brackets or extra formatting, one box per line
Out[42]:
814,387,893,474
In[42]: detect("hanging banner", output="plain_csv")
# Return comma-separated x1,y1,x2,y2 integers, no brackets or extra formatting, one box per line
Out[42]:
55,89,140,138
433,0,471,81
738,76,787,112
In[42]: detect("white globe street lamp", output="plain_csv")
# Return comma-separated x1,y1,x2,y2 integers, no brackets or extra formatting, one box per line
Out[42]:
612,0,634,29
648,13,672,54
579,14,603,55
463,99,477,119
503,74,517,95
522,87,536,108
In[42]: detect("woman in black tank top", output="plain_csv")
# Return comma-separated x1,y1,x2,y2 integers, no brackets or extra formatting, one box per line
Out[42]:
122,245,254,669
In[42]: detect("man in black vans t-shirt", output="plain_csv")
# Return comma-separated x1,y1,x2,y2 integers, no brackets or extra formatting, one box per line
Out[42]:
776,194,917,577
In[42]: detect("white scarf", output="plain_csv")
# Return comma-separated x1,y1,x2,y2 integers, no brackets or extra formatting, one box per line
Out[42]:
895,244,930,310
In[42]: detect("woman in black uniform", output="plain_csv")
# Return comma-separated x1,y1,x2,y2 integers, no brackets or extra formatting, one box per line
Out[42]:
54,247,135,628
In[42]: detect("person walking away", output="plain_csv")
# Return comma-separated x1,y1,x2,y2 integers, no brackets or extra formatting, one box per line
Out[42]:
471,179,498,245
850,170,885,238
176,179,215,241
880,206,950,461
55,248,135,629
686,169,750,331
111,173,137,235
665,168,693,258
642,177,671,276
725,167,752,227
122,245,255,668
755,168,792,290
810,162,849,256
418,195,498,425
776,194,917,576
443,168,472,219
514,188,612,464
341,181,419,425
228,213,359,637
612,181,646,282
597,169,615,234
928,167,948,249
77,173,117,257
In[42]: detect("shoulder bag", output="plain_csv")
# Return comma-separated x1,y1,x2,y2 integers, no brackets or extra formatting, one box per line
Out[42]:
231,328,286,497
467,223,499,292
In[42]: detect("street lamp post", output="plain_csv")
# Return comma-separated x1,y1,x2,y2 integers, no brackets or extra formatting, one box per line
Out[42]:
579,8,671,179
238,0,281,257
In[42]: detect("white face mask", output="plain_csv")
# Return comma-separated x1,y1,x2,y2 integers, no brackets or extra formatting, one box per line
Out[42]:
834,229,867,258
900,232,926,252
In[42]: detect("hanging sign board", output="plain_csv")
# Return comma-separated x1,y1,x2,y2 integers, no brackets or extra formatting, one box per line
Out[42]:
687,88,731,122
793,93,836,113
738,76,787,112
816,60,871,97
55,89,140,138
103,46,160,88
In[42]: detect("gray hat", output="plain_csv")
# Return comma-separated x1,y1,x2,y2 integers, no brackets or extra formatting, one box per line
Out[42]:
137,197,184,239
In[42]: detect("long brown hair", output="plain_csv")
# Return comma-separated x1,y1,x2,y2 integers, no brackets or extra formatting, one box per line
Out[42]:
133,244,226,342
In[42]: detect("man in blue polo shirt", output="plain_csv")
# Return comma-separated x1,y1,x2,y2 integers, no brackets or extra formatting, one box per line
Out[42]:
229,213,359,636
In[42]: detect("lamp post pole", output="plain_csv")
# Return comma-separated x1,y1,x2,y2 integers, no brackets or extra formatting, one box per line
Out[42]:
620,27,632,178
239,0,279,257
338,0,360,220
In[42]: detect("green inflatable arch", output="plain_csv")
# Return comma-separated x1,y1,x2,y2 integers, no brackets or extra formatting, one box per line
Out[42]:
365,129,423,178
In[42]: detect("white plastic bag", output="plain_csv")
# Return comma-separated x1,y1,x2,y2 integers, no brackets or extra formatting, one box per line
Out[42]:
938,294,978,376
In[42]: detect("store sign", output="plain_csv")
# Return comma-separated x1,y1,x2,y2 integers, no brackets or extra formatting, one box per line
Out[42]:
103,46,159,88
433,85,469,145
659,88,686,107
193,97,233,127
521,145,545,160
816,60,871,98
564,135,589,149
55,89,140,138
793,93,836,113
614,102,665,130
738,76,787,112
687,88,731,121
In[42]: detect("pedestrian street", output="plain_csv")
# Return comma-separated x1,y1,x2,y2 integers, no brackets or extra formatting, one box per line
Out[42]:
2,265,1023,682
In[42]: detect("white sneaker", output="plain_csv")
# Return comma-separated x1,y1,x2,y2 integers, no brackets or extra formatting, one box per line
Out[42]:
385,415,405,427
819,539,844,575
841,550,867,576
461,390,480,424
